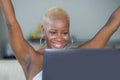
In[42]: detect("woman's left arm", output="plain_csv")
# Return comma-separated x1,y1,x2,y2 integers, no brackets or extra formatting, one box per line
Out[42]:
79,6,120,48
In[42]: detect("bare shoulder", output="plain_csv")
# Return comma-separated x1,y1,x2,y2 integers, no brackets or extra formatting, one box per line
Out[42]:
23,48,44,80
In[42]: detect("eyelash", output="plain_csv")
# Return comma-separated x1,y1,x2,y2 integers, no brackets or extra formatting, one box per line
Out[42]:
62,32,68,35
50,31,56,35
49,31,68,35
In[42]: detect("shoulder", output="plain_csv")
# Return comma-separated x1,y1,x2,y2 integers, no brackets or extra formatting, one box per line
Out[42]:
23,49,44,79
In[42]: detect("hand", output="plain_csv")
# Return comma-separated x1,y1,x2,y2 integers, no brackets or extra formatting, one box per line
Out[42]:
104,6,120,32
111,6,120,27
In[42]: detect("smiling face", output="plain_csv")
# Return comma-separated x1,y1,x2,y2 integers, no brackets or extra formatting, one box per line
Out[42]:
42,7,70,48
43,18,70,48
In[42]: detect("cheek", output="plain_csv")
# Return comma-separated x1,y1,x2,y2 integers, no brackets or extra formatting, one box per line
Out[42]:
64,35,70,42
45,34,55,43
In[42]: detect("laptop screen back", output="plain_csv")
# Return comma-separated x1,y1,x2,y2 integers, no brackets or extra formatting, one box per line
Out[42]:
42,49,120,80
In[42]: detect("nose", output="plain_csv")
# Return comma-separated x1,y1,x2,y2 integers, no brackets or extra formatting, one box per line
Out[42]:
56,33,63,42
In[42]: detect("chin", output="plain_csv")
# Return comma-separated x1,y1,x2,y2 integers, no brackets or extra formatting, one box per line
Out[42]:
50,46,63,49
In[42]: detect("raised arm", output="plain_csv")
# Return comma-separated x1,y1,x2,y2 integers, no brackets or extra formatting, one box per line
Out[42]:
0,0,35,64
79,6,120,48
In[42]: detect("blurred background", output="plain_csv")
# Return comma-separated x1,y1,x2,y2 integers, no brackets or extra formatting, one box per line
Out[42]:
0,0,120,59
0,0,120,80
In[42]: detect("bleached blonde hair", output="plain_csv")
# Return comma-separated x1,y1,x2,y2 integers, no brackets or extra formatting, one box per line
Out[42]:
43,7,70,25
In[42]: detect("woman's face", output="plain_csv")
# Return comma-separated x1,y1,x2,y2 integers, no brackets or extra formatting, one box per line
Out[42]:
43,18,70,49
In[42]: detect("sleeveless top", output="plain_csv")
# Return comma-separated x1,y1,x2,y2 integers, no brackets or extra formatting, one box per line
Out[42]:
33,71,43,80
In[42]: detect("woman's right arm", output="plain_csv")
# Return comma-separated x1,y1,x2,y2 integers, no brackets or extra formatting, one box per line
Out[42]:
0,0,35,66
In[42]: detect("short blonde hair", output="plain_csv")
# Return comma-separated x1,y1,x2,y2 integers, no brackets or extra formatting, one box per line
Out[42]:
43,7,70,24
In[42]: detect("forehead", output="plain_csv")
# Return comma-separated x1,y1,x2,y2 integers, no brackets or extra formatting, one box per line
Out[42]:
43,18,69,30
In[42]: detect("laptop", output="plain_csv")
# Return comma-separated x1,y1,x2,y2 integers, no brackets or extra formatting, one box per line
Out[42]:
42,49,120,80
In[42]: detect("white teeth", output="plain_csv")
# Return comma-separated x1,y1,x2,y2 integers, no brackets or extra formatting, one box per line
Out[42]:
55,44,61,47
53,44,62,48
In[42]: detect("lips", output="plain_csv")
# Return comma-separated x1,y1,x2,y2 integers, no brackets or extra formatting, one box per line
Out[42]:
51,43,66,48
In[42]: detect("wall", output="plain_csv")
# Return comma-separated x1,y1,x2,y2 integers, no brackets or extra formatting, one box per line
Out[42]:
0,0,120,58
0,10,8,59
11,0,120,41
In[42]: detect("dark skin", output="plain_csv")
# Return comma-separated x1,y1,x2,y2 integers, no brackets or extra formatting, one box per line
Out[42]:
0,0,120,80
43,17,70,49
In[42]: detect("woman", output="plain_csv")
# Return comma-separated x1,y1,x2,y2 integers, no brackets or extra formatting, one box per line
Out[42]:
0,0,120,80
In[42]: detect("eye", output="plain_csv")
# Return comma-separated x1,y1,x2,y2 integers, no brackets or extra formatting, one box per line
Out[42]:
49,31,56,35
62,32,68,35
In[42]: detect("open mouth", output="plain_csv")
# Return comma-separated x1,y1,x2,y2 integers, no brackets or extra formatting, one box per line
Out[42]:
51,43,66,48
